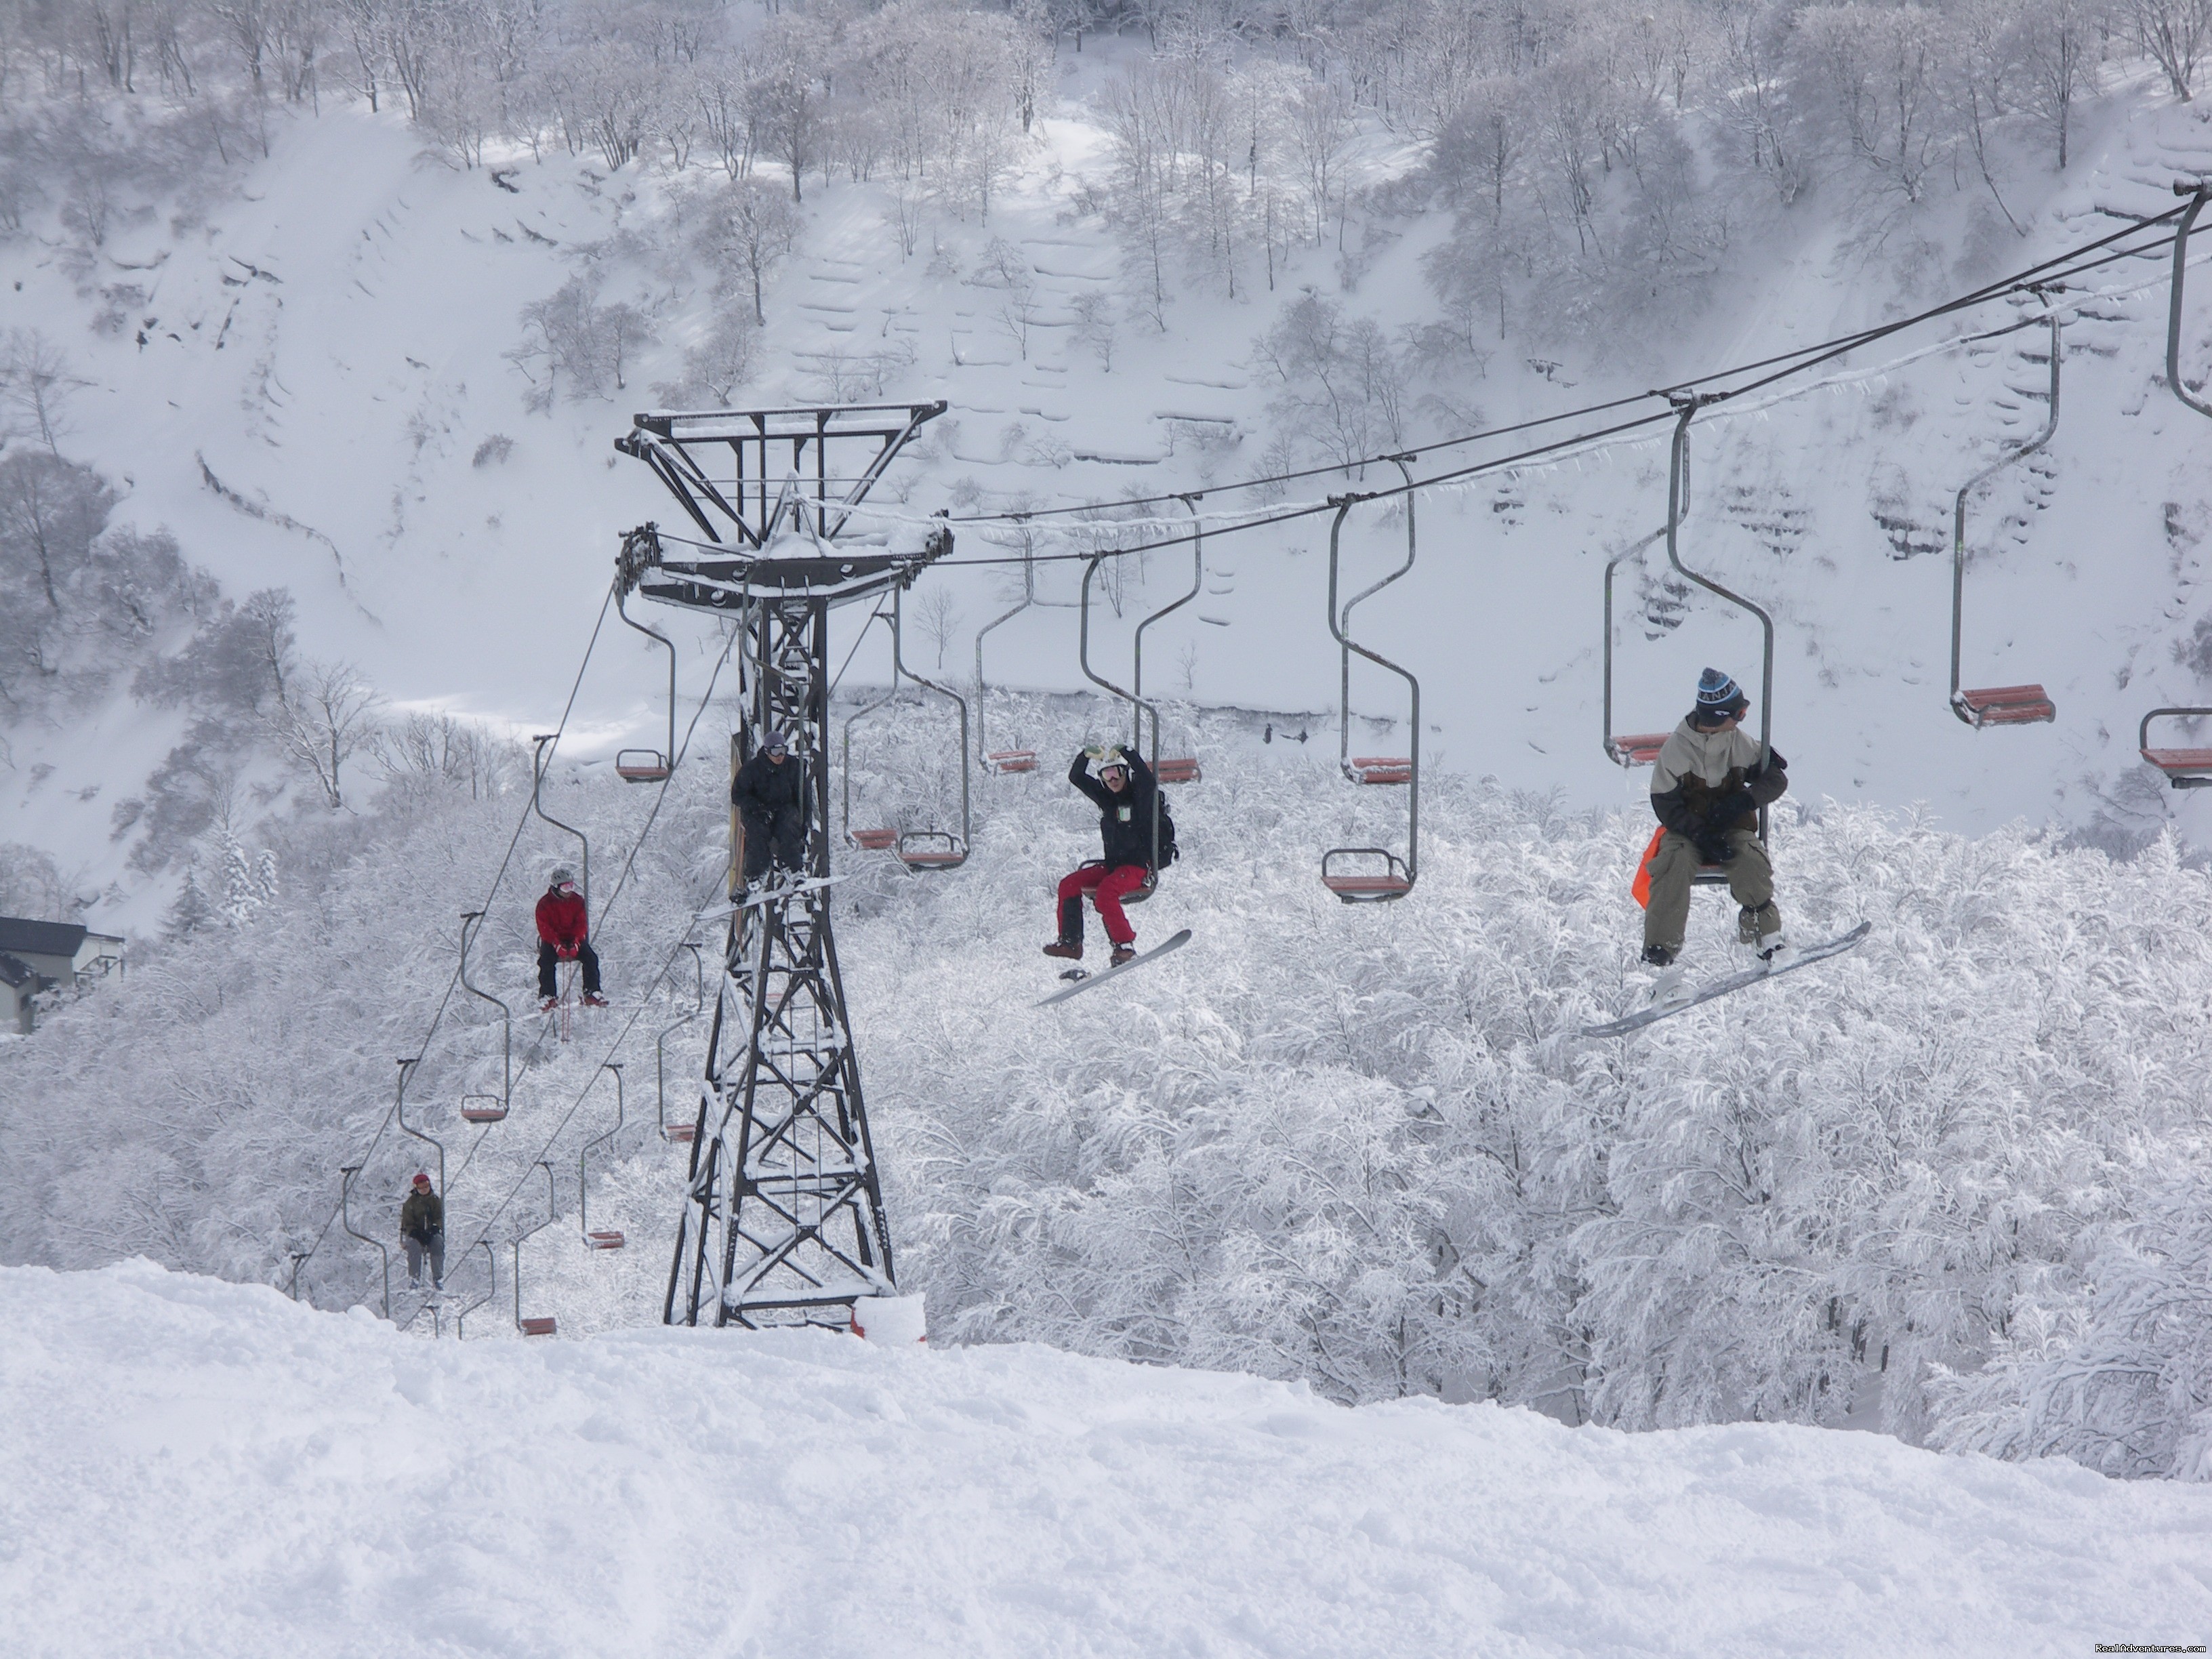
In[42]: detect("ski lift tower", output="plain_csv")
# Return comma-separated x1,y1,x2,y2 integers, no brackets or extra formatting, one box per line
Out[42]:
613,401,949,1329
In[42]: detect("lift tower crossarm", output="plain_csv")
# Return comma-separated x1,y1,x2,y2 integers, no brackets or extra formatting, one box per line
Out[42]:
615,402,947,550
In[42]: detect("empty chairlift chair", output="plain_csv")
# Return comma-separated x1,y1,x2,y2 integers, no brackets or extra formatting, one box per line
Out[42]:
1321,474,1419,903
888,585,970,872
984,748,1038,774
1950,310,2061,729
2141,708,2212,788
614,573,678,781
841,612,903,854
1599,523,1677,770
514,1162,560,1336
2137,188,2212,773
456,910,512,1124
579,1064,626,1251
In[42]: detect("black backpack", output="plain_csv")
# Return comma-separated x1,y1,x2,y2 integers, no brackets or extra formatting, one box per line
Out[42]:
1150,796,1179,867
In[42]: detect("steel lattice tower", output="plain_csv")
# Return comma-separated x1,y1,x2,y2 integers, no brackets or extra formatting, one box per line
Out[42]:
613,402,947,1328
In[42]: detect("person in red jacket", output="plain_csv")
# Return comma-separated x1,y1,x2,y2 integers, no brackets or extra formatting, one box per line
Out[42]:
535,868,608,1010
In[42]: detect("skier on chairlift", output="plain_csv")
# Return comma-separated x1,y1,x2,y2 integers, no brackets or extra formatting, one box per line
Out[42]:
732,729,808,897
1045,743,1166,969
400,1171,445,1291
535,868,609,1012
1641,668,1790,975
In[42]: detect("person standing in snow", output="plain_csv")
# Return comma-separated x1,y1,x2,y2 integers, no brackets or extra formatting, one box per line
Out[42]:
1045,744,1163,969
535,869,608,1012
400,1172,444,1290
1642,668,1790,969
731,729,808,895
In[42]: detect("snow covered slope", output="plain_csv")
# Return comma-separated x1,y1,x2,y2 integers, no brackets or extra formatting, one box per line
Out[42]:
19,62,2212,928
3,1260,2209,1658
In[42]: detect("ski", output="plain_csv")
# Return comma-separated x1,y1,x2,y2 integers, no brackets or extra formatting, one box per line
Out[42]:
1578,921,1872,1038
1035,929,1193,1007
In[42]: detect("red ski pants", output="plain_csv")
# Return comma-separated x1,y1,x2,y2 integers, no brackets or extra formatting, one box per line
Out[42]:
1057,863,1147,945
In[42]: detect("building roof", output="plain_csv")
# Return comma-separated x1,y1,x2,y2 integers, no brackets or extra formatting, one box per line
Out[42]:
0,918,121,960
0,918,85,958
0,952,34,991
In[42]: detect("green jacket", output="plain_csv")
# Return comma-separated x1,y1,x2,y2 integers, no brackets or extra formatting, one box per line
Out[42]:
399,1191,443,1242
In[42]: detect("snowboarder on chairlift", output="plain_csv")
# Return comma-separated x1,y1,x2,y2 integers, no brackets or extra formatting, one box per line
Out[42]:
400,1171,445,1290
535,868,609,1011
731,728,808,896
1642,668,1790,972
1046,743,1166,969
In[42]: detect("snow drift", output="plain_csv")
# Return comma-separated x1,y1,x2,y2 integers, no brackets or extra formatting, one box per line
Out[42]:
3,1258,2209,1659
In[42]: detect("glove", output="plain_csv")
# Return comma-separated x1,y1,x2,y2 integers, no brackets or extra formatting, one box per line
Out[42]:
1082,745,1104,760
1705,790,1757,826
1694,834,1735,866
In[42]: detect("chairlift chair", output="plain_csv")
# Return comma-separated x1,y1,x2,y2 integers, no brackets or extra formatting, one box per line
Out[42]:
1320,473,1421,903
579,1065,627,1250
1079,549,1178,894
984,749,1038,774
2136,187,2212,769
1599,521,1677,769
1333,460,1420,798
457,910,512,1124
840,611,903,853
1130,497,1208,785
888,584,971,872
613,568,679,780
2141,708,2212,787
1656,396,1778,889
514,1162,559,1336
1950,310,2061,728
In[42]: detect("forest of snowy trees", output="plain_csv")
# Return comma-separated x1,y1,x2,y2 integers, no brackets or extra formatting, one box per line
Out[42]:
6,0,2209,355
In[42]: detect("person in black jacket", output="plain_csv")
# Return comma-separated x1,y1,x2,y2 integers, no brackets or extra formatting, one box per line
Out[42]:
1045,744,1160,967
731,729,808,893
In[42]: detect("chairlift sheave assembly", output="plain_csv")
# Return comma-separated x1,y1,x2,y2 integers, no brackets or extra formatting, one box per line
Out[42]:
1949,308,2061,728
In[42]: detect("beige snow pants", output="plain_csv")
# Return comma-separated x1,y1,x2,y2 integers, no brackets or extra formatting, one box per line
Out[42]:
1643,828,1780,952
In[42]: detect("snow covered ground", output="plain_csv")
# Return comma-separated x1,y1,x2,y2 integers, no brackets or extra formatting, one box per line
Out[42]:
5,1259,2210,1659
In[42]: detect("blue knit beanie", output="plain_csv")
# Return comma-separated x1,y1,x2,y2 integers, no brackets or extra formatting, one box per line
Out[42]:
1694,668,1748,720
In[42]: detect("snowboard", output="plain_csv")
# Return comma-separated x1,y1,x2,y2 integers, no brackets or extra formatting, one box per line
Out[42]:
695,874,853,922
1036,929,1193,1007
1578,921,1872,1039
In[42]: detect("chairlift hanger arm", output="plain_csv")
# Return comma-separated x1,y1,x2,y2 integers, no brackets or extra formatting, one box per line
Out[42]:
1662,396,1776,768
1601,527,1670,766
530,734,591,906
2171,184,2212,421
888,584,970,867
1338,458,1419,780
614,579,678,777
1132,495,1206,754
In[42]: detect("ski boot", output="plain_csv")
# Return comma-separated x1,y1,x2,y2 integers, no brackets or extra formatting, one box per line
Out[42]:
582,991,610,1008
1109,943,1138,968
1043,939,1083,962
539,996,560,1013
1640,942,1687,1008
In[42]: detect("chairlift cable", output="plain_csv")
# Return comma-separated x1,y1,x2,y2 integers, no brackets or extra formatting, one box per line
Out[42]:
918,203,2192,530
